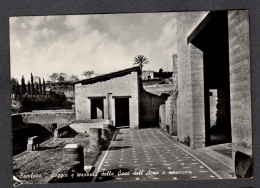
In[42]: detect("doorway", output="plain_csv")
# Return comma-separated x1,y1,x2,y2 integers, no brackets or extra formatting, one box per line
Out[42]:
190,11,232,146
115,98,130,127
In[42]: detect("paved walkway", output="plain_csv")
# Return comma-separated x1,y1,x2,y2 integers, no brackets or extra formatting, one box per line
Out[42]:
93,129,224,182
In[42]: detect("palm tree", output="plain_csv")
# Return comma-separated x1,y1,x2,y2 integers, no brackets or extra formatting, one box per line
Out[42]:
82,71,95,78
133,55,149,72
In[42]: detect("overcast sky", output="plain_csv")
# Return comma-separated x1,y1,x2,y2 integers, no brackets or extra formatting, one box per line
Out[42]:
10,12,177,82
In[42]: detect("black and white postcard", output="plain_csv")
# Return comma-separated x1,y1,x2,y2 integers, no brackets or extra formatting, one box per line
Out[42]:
10,10,252,186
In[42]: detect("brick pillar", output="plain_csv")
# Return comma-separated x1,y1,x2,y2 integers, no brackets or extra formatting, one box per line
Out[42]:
107,93,112,120
63,144,84,172
87,128,101,153
190,43,205,149
130,71,140,129
159,104,166,128
228,10,252,176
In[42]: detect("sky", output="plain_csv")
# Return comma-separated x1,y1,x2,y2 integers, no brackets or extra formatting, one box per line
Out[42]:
10,12,177,82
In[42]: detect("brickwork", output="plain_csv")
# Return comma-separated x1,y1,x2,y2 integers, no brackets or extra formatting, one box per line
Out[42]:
75,70,140,128
21,112,75,132
190,44,205,148
228,10,252,158
176,12,208,144
159,104,166,128
139,87,165,128
130,72,140,128
75,74,132,121
177,10,251,176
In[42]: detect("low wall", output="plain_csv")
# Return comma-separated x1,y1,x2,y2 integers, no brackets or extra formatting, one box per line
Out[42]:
143,84,174,96
159,104,166,128
69,119,107,133
140,87,167,128
20,111,75,132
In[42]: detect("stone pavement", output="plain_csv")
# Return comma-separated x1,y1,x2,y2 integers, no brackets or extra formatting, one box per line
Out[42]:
92,129,233,182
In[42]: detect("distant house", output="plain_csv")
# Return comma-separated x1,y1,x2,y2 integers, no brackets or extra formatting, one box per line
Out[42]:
142,70,154,80
73,67,166,129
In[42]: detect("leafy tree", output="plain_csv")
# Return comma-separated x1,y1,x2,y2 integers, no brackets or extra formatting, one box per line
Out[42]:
20,76,26,95
82,70,95,78
31,73,34,95
57,73,68,83
49,73,59,83
133,55,149,72
69,74,79,82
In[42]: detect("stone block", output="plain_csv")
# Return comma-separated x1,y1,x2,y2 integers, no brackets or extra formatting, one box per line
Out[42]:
235,151,252,178
87,128,101,153
63,144,84,173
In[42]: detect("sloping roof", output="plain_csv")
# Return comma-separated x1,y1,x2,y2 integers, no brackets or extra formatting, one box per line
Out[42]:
73,66,141,85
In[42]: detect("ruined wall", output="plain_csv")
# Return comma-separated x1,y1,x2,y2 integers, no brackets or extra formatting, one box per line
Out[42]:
140,87,165,128
159,104,166,128
228,10,252,175
75,72,139,128
20,111,75,132
143,84,174,96
165,94,177,136
69,119,106,133
177,12,208,147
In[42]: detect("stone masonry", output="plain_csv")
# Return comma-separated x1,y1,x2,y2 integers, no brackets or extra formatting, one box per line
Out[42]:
228,10,252,175
176,10,252,176
75,69,139,129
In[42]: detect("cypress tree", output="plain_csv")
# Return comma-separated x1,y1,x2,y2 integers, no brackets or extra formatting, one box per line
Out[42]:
20,76,26,95
39,78,42,95
14,79,20,96
35,83,39,95
43,78,46,95
27,81,31,95
31,73,34,95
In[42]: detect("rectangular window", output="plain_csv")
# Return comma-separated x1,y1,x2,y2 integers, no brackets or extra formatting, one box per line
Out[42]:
90,98,104,119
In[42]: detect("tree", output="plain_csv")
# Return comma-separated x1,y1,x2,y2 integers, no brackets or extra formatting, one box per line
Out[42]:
27,81,31,95
133,55,149,72
35,83,39,95
20,76,26,95
69,74,79,82
49,73,59,83
14,80,20,96
31,73,34,95
39,78,42,95
82,71,95,78
11,77,18,94
57,73,68,84
43,78,46,95
159,68,164,79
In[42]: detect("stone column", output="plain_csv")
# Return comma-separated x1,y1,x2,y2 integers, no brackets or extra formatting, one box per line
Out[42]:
63,144,84,173
130,71,140,129
87,128,101,153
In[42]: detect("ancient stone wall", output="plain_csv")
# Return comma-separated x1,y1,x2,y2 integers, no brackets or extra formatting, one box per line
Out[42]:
20,111,75,132
159,104,166,128
228,10,252,169
165,94,177,136
139,87,165,128
75,71,139,128
176,11,208,147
